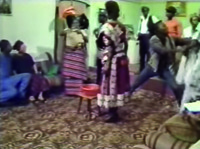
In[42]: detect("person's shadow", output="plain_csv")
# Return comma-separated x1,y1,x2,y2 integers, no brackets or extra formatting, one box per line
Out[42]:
49,19,55,32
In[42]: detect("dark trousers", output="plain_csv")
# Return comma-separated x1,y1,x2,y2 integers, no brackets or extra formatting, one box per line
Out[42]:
109,107,118,117
96,58,102,85
139,34,150,72
130,65,183,105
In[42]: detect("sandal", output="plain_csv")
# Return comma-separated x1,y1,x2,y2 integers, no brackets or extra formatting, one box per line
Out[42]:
38,92,47,103
29,96,37,103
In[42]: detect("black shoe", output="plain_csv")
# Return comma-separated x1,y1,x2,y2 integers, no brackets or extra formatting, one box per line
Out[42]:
105,114,120,123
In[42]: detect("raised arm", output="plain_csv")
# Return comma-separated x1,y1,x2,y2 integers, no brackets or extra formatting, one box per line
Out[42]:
150,36,177,55
174,37,198,51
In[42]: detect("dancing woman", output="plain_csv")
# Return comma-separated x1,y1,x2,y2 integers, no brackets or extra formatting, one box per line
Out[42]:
60,8,88,96
96,1,130,123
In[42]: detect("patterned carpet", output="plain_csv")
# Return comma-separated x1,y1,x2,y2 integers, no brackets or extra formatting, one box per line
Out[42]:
0,90,178,149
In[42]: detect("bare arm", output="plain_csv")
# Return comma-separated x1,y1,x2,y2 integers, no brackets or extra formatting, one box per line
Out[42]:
175,38,198,52
174,37,192,46
33,64,38,74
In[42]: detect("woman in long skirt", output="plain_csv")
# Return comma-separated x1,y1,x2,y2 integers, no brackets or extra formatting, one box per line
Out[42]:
96,1,130,123
61,9,88,96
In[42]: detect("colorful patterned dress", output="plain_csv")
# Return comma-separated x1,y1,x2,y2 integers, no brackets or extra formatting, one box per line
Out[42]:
96,20,130,108
62,29,87,96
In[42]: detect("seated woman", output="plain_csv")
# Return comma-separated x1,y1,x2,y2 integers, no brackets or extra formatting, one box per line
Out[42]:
0,40,31,105
12,40,50,102
60,8,88,96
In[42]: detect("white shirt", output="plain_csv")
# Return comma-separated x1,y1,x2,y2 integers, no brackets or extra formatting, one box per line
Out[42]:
183,26,200,41
138,14,160,34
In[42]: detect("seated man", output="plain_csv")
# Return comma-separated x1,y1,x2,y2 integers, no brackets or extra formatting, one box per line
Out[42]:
0,40,31,105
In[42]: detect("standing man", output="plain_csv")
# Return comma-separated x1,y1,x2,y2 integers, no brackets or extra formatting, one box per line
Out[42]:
94,9,108,85
94,9,107,38
137,6,160,72
165,6,182,38
165,6,183,74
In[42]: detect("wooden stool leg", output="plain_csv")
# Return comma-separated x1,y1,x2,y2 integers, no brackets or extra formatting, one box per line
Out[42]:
87,99,92,120
97,106,101,116
77,97,83,114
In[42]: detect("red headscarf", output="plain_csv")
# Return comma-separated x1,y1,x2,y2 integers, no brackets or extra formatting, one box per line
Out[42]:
62,6,76,18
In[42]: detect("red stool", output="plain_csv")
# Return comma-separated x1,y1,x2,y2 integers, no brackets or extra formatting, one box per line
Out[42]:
77,84,101,120
77,93,101,120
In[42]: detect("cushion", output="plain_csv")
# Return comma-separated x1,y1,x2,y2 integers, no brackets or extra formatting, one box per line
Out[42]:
47,65,60,77
145,131,193,149
162,114,200,143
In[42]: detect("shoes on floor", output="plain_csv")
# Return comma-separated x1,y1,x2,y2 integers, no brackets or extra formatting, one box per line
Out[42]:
105,114,120,123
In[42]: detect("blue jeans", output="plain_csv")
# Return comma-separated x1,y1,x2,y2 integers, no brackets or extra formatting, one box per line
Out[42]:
0,73,31,103
130,65,183,105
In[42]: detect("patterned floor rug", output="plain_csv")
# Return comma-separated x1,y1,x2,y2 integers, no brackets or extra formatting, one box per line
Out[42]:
0,90,178,149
